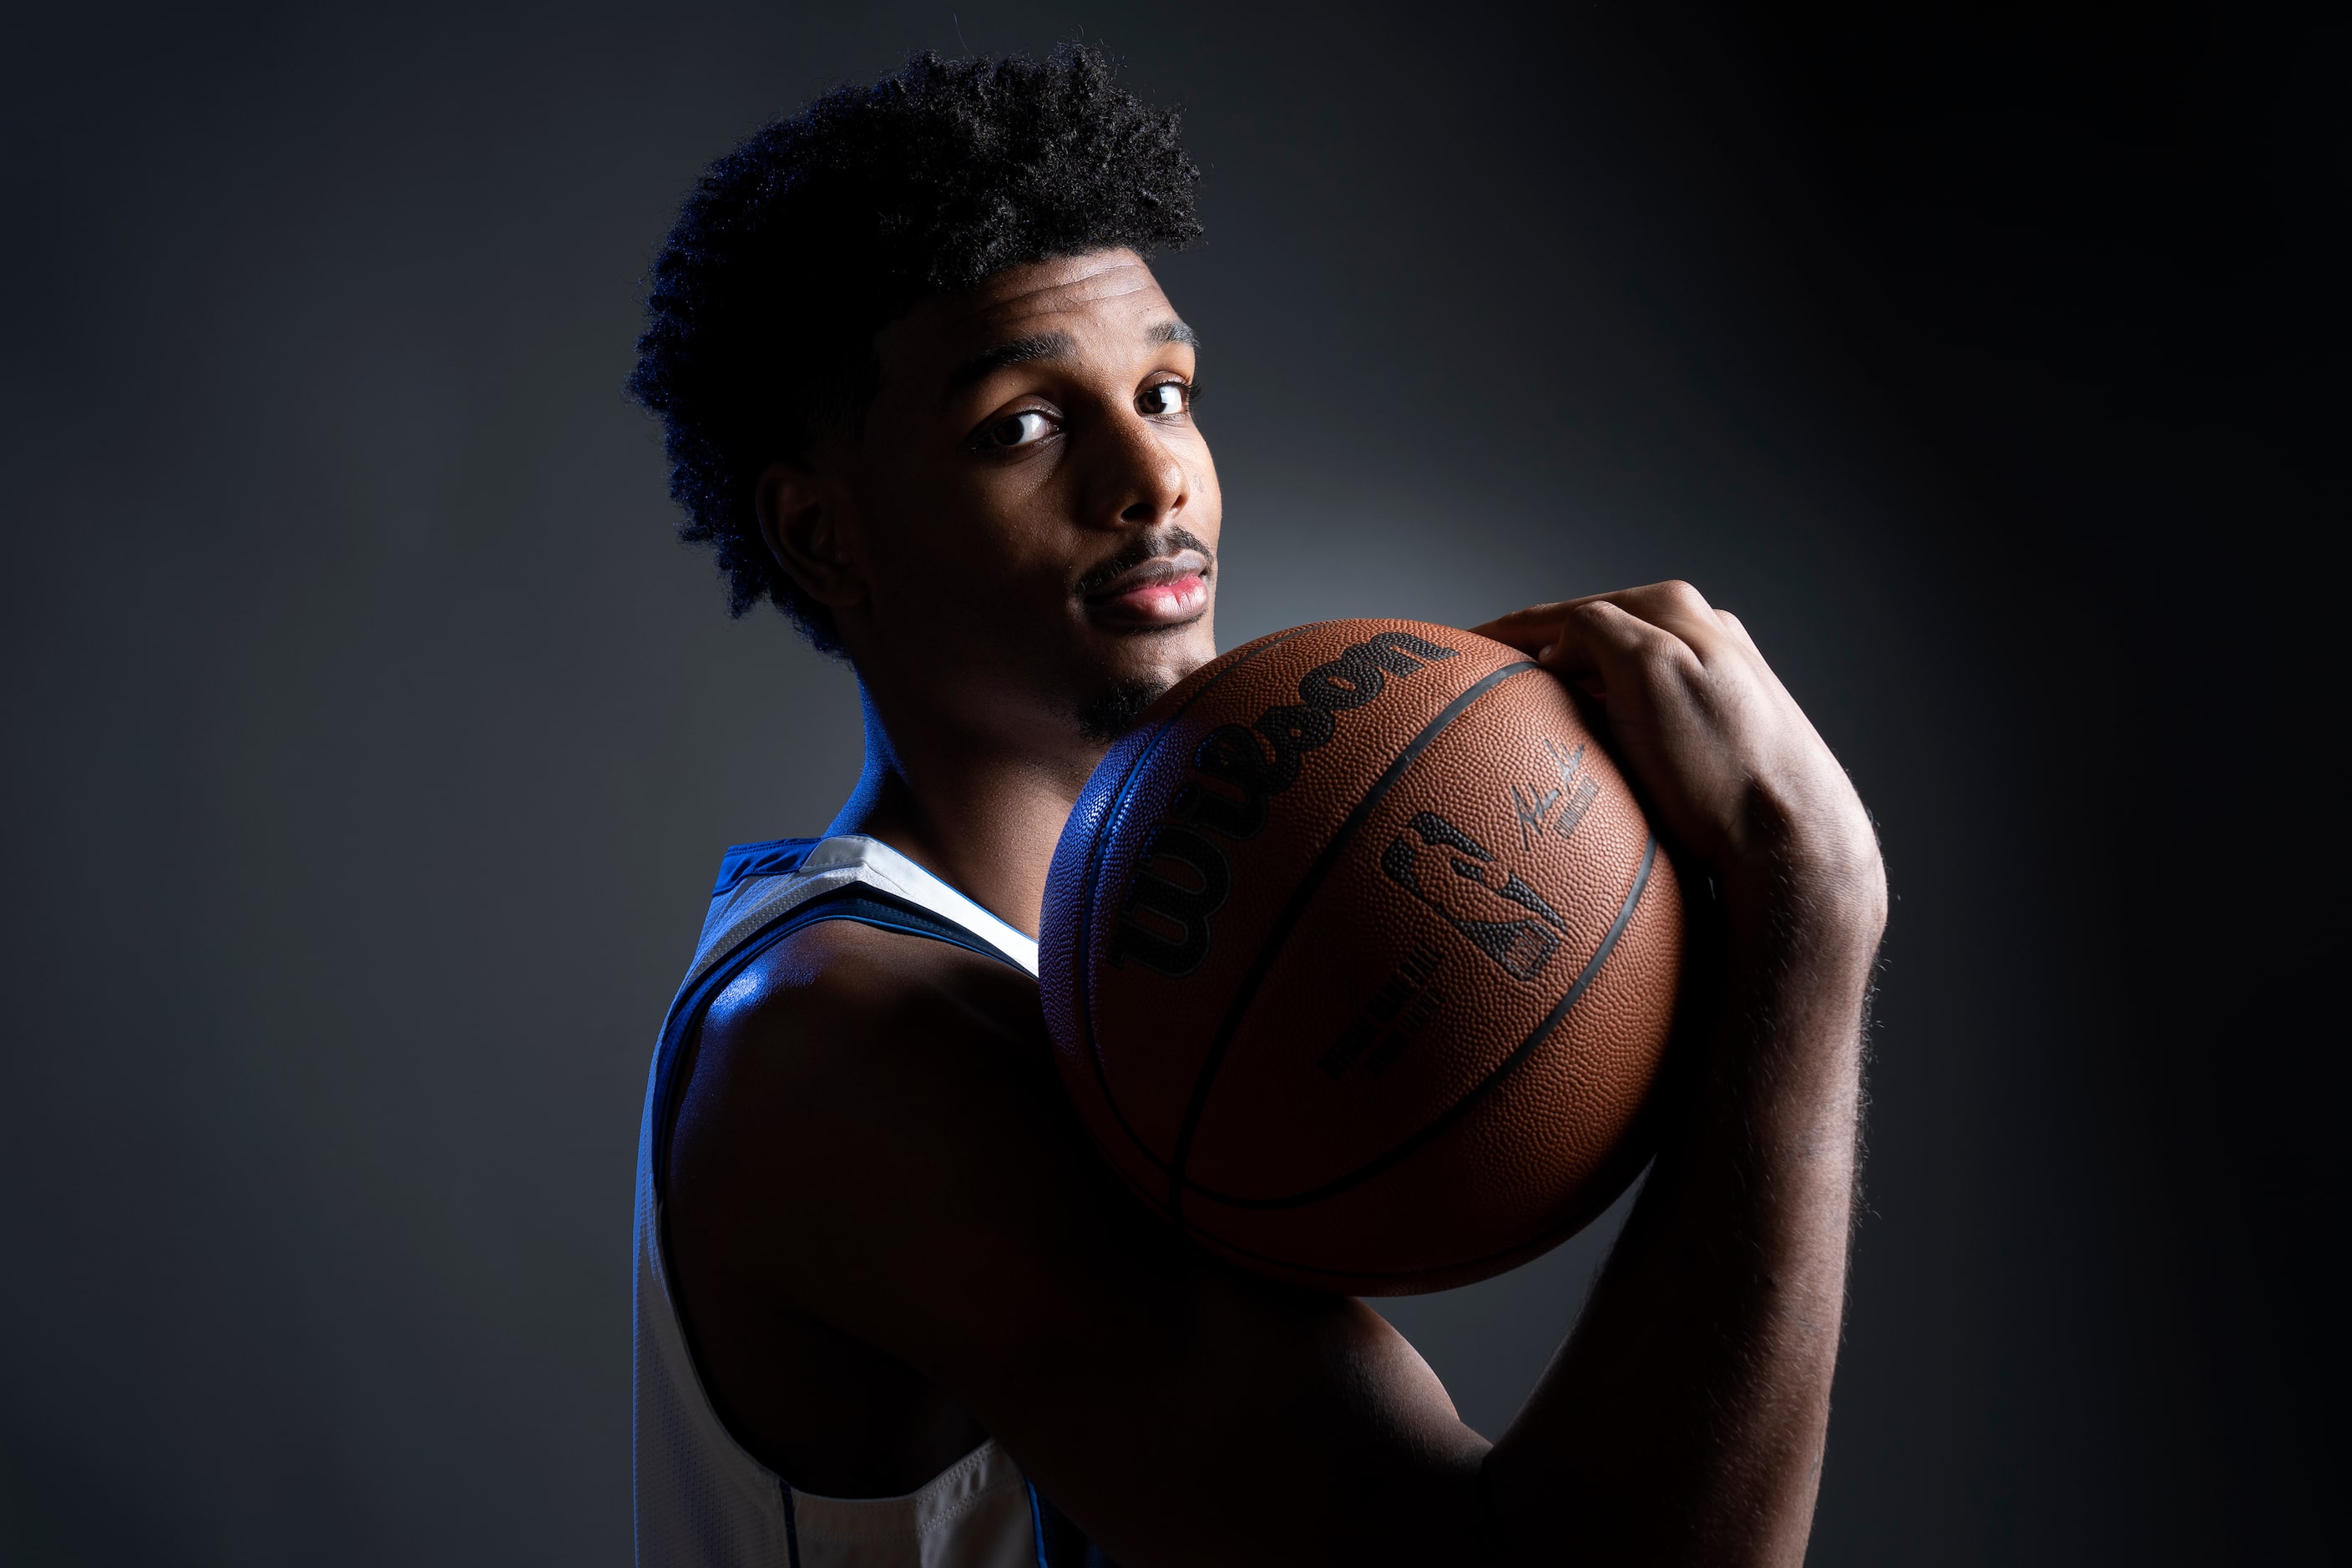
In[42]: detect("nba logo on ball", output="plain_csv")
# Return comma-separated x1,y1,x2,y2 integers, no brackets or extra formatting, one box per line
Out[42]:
1041,619,1685,1294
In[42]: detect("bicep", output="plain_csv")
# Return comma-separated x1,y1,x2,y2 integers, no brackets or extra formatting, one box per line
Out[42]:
731,957,1490,1565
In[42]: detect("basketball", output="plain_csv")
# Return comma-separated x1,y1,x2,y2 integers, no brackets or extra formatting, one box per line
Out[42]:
1040,619,1685,1295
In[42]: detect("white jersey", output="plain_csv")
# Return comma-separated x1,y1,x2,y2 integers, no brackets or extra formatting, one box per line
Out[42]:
632,834,1078,1568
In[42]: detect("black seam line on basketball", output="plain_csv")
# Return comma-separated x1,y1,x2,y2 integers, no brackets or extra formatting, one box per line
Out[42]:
1185,1148,1654,1284
1187,1014,1668,1284
1163,657,1542,1226
1074,627,1311,1177
1181,832,1659,1212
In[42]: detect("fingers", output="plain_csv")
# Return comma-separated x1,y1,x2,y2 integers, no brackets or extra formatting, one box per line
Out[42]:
1477,581,1744,667
1476,585,1807,740
1588,581,1740,665
1535,599,1702,701
1467,599,1582,656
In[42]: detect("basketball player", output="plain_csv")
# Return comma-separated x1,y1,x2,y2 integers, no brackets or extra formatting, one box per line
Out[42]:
627,48,1885,1568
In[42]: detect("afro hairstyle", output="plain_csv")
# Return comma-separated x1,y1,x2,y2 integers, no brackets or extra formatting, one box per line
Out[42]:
626,44,1203,650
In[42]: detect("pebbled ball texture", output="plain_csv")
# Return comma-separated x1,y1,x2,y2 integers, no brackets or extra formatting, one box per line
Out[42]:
1041,620,1684,1295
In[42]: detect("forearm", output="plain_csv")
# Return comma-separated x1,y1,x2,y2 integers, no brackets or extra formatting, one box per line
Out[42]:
1484,844,1883,1565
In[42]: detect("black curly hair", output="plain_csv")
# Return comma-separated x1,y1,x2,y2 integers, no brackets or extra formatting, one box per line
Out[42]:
626,44,1203,650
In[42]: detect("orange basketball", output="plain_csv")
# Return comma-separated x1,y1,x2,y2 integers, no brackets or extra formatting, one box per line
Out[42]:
1040,619,1684,1295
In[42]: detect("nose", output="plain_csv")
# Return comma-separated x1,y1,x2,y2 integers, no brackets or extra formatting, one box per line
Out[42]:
1087,402,1188,532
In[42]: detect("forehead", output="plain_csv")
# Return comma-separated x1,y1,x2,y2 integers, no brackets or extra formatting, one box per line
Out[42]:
878,250,1178,379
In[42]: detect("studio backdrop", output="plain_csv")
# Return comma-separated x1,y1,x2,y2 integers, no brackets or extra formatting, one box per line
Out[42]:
2,3,2339,1563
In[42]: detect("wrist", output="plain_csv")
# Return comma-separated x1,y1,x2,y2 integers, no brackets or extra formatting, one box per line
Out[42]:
1713,813,1887,953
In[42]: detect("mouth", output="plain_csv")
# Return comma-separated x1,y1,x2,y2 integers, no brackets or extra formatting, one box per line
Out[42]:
1080,547,1212,630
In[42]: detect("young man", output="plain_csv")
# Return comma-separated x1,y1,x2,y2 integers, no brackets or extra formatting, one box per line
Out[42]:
628,47,1884,1568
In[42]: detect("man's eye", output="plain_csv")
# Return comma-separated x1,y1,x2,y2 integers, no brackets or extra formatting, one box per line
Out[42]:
981,410,1056,449
1138,382,1191,417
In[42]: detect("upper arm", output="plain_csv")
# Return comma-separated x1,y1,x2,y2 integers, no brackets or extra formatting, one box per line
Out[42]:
667,921,1490,1566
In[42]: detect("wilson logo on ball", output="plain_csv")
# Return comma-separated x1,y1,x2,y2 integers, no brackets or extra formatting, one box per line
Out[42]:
1110,630,1459,977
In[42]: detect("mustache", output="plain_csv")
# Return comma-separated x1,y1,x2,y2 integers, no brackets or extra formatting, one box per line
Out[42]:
1073,528,1217,599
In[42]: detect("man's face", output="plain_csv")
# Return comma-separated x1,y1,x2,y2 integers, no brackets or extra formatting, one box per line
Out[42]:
798,250,1221,746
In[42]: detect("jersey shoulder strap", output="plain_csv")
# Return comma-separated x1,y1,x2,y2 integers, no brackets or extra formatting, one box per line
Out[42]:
743,880,1029,973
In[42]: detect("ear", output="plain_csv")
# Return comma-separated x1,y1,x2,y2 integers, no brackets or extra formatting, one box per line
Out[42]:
755,458,867,612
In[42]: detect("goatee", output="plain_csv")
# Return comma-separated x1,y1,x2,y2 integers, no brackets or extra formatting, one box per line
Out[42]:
1075,678,1169,742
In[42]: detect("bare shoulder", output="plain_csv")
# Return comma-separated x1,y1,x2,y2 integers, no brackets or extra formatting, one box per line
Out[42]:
662,918,1139,1336
670,918,1060,1191
696,914,1044,1080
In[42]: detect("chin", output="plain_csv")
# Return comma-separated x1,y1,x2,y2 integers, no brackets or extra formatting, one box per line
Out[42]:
1068,615,1216,741
1071,646,1205,741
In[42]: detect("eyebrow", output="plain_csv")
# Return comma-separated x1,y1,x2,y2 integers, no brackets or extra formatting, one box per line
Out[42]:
943,320,1202,397
945,331,1074,393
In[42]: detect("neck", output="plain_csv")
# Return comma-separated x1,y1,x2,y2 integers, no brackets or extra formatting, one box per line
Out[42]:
822,685,1100,940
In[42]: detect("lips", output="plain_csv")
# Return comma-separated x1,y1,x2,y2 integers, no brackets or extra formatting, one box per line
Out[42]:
1084,549,1211,629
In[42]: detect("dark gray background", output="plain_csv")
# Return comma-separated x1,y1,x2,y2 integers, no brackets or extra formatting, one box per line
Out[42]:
2,3,2340,1562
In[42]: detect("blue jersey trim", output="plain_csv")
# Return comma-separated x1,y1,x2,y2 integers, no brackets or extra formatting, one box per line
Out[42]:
1026,1479,1116,1566
711,837,823,898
